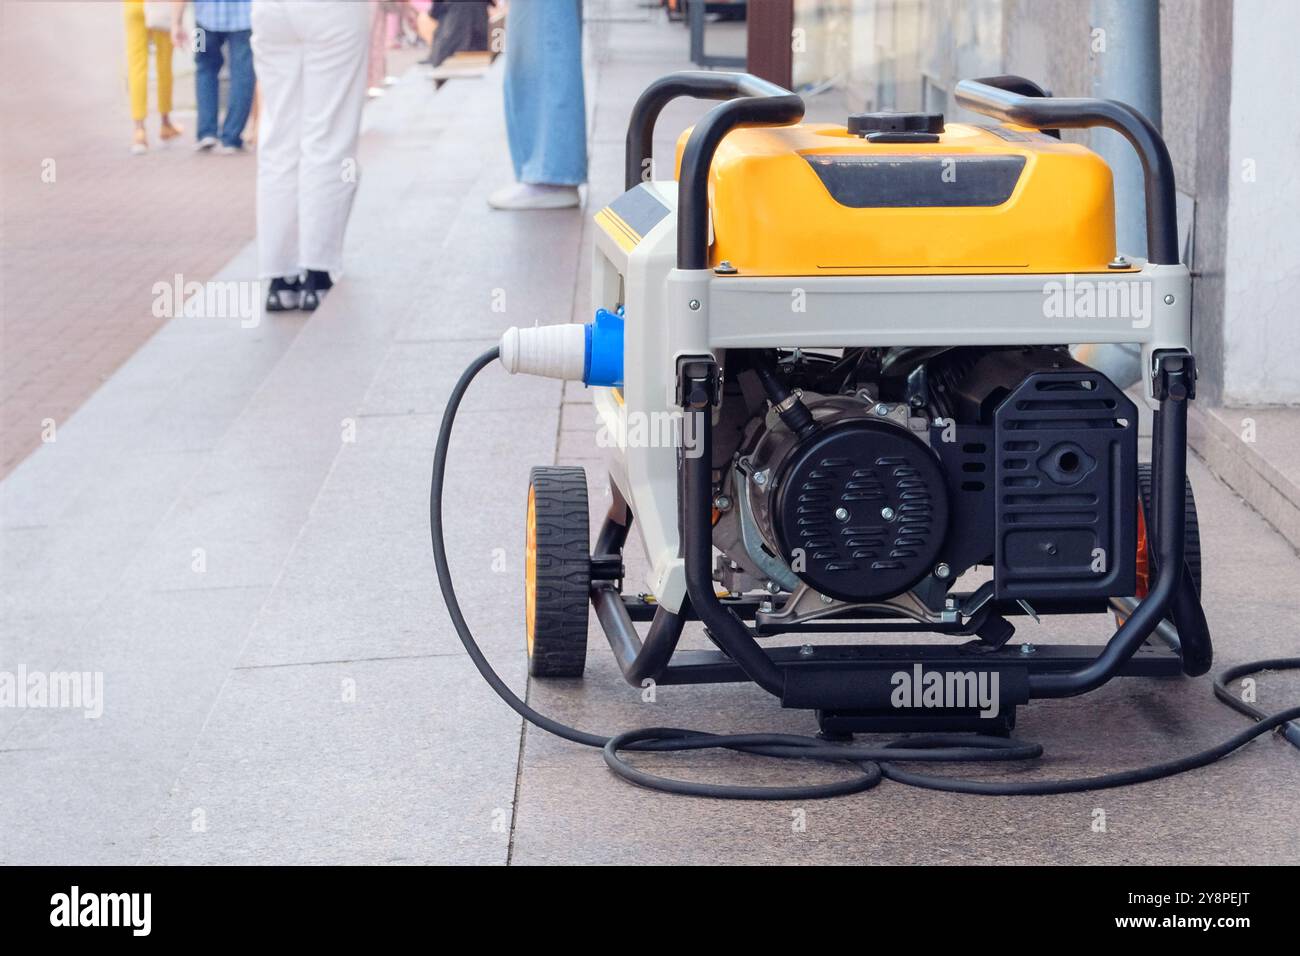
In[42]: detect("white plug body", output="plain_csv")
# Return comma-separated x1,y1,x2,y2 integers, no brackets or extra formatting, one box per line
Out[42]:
498,324,586,381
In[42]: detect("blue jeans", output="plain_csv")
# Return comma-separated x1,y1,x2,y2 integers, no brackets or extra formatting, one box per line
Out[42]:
502,0,587,185
195,27,254,147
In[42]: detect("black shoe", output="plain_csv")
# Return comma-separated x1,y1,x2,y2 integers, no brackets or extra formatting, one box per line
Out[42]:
265,276,302,312
300,270,333,312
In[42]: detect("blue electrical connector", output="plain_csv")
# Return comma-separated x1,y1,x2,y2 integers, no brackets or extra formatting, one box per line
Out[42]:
583,306,625,388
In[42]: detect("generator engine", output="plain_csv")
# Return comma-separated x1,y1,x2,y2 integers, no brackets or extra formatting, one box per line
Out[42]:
713,346,1138,615
739,391,947,604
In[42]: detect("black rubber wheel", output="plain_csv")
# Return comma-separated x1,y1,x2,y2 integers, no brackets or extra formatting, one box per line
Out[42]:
1137,462,1202,595
525,466,591,677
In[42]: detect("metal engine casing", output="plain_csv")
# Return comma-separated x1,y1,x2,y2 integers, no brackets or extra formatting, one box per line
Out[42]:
740,395,950,604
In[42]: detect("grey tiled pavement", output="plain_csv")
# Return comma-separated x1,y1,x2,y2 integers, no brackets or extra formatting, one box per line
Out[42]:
3,3,1299,865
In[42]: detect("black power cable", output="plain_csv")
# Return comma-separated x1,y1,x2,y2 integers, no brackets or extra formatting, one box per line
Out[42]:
431,348,1300,800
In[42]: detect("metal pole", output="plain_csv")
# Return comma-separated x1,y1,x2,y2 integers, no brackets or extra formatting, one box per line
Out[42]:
1092,0,1163,258
1077,0,1163,388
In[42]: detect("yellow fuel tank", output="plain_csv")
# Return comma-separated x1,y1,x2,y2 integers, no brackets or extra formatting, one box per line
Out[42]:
674,121,1123,276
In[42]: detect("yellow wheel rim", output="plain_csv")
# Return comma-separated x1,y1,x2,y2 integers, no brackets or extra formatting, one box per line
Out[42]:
525,485,537,655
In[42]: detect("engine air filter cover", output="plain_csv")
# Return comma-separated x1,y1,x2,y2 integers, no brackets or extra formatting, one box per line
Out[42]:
771,420,950,603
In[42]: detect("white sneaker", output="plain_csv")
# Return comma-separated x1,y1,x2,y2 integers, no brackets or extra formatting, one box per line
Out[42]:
487,182,581,210
217,144,243,155
194,135,219,152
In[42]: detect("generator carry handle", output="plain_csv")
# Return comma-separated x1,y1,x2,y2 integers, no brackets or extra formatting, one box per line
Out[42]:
624,70,799,191
622,71,805,270
954,75,1179,265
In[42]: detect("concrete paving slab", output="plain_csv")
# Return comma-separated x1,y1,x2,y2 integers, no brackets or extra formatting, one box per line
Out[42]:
138,654,522,865
308,407,561,538
1191,402,1300,553
0,584,269,864
360,339,561,417
235,409,554,668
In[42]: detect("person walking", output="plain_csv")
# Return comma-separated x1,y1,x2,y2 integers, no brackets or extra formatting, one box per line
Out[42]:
122,0,183,154
420,0,492,69
252,0,371,312
488,0,587,210
171,0,255,153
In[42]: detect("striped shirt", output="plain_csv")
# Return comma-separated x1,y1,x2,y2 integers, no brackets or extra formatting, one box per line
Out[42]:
193,0,252,32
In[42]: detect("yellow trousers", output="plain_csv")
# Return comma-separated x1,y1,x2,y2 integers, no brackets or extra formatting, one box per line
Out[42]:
123,0,173,121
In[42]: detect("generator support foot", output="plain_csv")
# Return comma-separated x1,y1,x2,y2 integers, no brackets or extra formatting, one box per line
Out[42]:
816,709,1017,738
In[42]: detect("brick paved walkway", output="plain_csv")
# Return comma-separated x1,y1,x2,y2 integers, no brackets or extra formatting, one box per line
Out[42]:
0,1,256,476
0,0,419,478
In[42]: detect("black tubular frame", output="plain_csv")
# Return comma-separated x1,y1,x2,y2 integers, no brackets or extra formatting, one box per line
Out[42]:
678,361,787,695
588,488,688,684
954,76,1179,264
635,355,1203,707
1029,354,1199,695
587,74,1208,712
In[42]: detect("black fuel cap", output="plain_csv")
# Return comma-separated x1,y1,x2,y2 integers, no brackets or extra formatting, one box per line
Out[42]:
847,111,945,142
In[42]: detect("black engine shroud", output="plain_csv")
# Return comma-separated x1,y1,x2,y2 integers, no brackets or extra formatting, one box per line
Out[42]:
990,367,1138,599
769,419,949,603
748,348,1138,607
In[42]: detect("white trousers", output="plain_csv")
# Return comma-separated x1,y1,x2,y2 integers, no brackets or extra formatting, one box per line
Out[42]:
252,0,371,279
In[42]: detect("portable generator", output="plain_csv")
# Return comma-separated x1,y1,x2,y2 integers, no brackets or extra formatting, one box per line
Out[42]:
432,73,1299,799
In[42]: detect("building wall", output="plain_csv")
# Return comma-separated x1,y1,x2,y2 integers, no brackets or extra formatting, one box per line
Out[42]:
1184,0,1233,403
1001,0,1090,117
1160,0,1203,190
1220,0,1300,405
